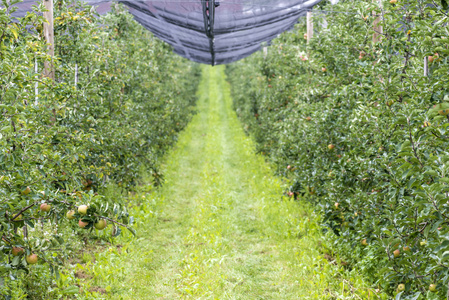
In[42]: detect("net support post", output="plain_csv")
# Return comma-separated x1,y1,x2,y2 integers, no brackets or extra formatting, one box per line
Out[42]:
307,11,313,43
43,0,54,79
372,0,382,44
423,56,428,77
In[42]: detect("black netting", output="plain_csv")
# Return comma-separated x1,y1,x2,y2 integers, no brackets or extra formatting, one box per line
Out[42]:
8,0,325,65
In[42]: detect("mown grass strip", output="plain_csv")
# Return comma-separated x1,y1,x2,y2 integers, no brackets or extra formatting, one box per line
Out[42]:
77,65,384,299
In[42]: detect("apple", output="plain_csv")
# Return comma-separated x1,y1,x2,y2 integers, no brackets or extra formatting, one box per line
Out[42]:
321,67,327,72
12,247,24,256
306,116,311,121
420,240,427,246
328,144,335,150
40,203,51,212
26,253,38,264
428,55,434,63
397,283,405,292
21,187,31,195
429,284,437,292
393,249,400,258
78,205,88,215
390,0,397,3
334,202,339,209
361,239,368,246
287,191,294,197
403,245,411,252
336,154,342,158
287,165,291,170
94,219,107,230
78,219,89,228
66,210,76,220
304,33,308,39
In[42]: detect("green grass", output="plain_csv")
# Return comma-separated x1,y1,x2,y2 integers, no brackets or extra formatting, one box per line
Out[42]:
76,66,384,299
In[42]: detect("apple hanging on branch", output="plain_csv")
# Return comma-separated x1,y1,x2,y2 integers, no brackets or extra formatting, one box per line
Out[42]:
94,219,107,230
78,219,89,228
12,247,24,256
40,203,51,212
26,253,38,265
66,210,76,220
78,205,88,215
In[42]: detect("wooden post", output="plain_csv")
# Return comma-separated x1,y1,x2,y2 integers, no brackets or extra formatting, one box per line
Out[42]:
307,11,313,43
373,0,382,44
423,56,428,77
43,0,54,79
34,57,38,104
263,47,268,59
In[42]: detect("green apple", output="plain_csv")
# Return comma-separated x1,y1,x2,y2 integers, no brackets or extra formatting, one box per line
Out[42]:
26,253,38,264
78,205,88,215
397,283,405,292
94,219,107,230
429,284,437,292
66,210,76,219
21,187,31,195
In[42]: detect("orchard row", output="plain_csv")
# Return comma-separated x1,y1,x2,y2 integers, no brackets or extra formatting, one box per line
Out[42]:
228,0,449,299
0,0,198,297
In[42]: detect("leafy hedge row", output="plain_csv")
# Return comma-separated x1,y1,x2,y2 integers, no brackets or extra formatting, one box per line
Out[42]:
228,0,449,298
0,0,198,296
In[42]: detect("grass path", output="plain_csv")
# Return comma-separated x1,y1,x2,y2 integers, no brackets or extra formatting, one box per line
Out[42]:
80,66,381,299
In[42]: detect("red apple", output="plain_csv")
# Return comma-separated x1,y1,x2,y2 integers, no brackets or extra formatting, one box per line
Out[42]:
12,247,24,256
78,219,89,228
393,249,400,258
40,203,51,212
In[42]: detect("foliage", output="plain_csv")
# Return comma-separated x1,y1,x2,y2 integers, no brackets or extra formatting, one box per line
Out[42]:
0,0,199,297
228,0,449,298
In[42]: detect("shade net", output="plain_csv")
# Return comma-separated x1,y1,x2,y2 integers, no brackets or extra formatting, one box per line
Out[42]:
8,0,324,65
